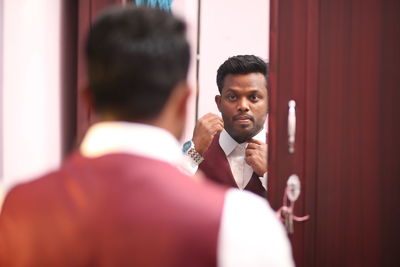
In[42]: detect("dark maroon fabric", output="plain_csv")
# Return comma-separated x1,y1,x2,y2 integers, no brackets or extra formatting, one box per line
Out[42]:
0,153,227,267
199,133,267,198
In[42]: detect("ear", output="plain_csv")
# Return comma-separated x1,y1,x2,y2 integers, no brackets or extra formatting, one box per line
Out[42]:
215,94,222,112
162,81,190,124
161,82,190,140
175,83,190,119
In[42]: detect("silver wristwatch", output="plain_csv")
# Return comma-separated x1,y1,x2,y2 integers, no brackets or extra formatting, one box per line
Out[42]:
182,140,204,165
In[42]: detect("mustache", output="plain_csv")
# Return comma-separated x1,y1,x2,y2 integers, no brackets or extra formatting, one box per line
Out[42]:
233,114,254,121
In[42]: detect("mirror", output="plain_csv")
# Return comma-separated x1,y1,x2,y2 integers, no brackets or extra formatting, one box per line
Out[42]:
173,0,271,197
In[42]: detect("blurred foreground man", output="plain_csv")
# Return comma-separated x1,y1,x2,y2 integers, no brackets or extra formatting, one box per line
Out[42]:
0,6,294,267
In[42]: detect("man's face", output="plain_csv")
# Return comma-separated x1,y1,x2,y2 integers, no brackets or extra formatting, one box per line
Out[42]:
215,73,268,143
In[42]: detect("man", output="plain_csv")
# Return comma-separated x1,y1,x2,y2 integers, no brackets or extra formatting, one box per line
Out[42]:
183,55,269,197
0,7,293,267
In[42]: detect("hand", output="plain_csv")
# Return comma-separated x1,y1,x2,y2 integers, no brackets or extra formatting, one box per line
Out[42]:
192,113,224,155
245,139,268,176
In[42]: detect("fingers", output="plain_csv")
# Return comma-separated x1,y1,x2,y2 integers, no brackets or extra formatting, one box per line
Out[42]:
244,155,253,165
201,112,221,120
245,149,253,157
201,113,223,128
245,143,267,163
245,149,268,176
245,149,263,158
199,113,222,122
197,113,223,135
246,143,260,150
246,141,266,151
248,138,263,145
245,139,268,176
192,113,223,154
245,153,266,175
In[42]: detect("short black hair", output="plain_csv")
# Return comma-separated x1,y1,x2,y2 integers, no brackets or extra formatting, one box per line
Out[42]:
85,6,190,121
216,55,268,93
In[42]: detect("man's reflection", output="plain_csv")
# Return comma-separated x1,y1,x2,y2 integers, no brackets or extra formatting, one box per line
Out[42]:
182,55,269,197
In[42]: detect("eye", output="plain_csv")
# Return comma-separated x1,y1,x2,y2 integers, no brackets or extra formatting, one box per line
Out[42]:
226,94,237,101
249,94,260,102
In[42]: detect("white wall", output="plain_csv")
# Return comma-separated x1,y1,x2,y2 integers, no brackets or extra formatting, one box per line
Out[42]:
198,0,270,117
174,0,270,142
172,0,199,143
1,0,62,195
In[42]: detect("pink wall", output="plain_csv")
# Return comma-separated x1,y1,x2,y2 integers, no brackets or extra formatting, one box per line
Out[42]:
1,0,62,194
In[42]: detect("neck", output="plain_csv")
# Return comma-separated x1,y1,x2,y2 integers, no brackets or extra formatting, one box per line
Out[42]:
230,128,263,144
98,113,181,141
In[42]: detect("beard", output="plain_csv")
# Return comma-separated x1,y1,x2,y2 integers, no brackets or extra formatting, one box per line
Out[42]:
224,121,263,144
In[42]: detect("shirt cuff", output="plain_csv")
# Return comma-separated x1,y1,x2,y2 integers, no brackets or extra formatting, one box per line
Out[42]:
179,153,199,176
259,172,268,191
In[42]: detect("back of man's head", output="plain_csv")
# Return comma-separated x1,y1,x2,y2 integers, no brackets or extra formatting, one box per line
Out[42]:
216,55,268,93
86,6,190,121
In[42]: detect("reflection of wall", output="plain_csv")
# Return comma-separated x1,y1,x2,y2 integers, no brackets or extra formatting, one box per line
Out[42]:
172,0,199,143
199,0,270,117
0,0,3,205
1,0,62,192
174,0,270,142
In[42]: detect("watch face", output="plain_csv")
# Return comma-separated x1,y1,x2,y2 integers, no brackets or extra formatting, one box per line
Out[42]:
182,141,193,152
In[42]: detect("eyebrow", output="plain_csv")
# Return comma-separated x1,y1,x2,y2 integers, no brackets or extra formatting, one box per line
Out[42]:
223,88,264,94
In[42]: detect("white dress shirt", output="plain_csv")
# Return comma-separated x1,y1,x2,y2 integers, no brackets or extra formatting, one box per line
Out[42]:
80,122,294,267
219,129,268,190
183,128,268,190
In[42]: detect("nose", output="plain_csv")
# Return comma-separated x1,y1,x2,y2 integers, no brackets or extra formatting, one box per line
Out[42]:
237,98,250,112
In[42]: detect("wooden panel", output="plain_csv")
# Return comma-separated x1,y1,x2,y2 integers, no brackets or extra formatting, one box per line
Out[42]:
268,0,311,265
270,0,400,266
91,0,123,15
379,2,400,264
76,0,93,144
316,0,382,265
61,0,78,155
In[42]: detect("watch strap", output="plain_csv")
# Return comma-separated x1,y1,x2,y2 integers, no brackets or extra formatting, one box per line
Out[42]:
187,147,204,165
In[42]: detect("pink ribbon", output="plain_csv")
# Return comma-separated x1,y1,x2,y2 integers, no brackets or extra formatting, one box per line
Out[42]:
276,187,310,223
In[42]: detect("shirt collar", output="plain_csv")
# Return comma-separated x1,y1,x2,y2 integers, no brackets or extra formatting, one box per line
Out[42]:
80,121,183,166
219,127,266,156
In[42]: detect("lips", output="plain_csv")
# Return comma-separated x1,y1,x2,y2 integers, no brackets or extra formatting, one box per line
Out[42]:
233,114,253,122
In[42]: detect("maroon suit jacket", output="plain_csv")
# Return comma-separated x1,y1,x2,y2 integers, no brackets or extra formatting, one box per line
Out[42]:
0,153,227,267
199,132,266,198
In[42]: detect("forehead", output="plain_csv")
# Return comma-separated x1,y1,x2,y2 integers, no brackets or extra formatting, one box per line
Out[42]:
221,73,267,94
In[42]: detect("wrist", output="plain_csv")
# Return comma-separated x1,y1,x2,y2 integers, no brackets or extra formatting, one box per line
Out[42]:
255,168,267,177
182,140,204,165
191,138,205,155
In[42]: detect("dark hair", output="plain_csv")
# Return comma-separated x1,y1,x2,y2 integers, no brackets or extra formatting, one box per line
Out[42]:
216,55,268,93
85,6,190,120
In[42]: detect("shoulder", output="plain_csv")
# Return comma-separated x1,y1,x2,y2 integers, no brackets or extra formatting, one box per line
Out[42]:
218,189,295,267
221,189,280,230
0,170,63,217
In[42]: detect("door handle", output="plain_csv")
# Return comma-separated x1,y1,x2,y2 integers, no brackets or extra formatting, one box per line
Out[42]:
276,174,310,234
288,100,296,153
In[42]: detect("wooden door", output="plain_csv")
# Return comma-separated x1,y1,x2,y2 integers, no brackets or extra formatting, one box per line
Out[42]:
268,0,400,266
